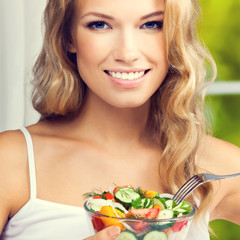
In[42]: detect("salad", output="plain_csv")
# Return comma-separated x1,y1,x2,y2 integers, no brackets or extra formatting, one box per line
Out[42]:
84,185,195,240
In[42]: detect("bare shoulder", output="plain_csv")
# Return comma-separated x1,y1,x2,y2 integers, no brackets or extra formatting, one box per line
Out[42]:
0,129,29,230
197,135,240,175
0,129,28,178
197,135,240,223
0,129,28,166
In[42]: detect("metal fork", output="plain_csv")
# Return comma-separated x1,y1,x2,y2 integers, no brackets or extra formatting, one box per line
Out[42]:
172,173,240,204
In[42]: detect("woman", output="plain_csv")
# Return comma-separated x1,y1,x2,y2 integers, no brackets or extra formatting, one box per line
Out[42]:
0,0,239,239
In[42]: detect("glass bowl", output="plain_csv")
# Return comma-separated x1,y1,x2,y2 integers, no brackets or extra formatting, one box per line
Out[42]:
84,201,196,240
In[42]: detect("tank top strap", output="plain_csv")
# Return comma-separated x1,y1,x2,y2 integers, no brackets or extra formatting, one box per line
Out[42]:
20,127,37,198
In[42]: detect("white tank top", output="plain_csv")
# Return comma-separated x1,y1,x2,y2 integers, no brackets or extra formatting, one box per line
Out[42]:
0,127,210,240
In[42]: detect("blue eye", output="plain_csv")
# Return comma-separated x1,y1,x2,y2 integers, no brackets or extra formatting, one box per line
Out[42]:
87,21,109,30
141,21,163,30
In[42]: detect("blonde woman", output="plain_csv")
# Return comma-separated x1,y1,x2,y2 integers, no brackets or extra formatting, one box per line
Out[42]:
0,0,239,239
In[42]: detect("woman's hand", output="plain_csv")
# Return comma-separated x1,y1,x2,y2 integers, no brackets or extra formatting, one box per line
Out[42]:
83,226,121,240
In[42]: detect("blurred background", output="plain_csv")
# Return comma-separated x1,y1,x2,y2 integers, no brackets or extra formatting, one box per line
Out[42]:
0,0,239,239
199,0,240,148
199,0,240,239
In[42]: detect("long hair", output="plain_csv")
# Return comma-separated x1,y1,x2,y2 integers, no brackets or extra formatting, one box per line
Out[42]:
151,0,217,218
32,0,217,218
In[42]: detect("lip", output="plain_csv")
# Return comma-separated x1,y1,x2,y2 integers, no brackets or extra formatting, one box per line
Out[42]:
104,69,150,88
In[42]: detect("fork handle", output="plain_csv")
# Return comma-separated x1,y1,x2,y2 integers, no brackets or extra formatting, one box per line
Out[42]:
203,173,240,181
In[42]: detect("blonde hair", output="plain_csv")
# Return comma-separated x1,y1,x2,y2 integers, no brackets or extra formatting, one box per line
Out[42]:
151,0,217,218
32,0,84,117
32,0,217,217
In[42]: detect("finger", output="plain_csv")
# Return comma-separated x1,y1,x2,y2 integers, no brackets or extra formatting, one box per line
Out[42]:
83,226,121,240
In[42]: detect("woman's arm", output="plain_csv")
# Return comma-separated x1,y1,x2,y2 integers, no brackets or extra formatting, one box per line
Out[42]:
198,136,240,225
211,141,240,225
0,131,29,235
214,191,240,225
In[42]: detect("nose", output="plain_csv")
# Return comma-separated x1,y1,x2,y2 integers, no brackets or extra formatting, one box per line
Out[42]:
113,28,141,64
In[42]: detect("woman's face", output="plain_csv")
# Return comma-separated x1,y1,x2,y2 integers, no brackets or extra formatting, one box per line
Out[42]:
69,0,169,108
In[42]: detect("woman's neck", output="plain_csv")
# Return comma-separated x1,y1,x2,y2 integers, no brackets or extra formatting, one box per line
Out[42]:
72,91,152,147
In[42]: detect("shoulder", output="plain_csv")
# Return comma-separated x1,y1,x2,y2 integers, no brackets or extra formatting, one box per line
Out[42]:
0,129,28,170
0,129,29,218
197,135,240,176
0,129,28,166
197,136,240,223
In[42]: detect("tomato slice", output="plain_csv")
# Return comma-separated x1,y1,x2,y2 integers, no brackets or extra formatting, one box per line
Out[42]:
126,208,159,219
91,214,105,232
93,195,102,199
172,220,188,232
104,192,116,201
126,208,159,232
131,220,148,231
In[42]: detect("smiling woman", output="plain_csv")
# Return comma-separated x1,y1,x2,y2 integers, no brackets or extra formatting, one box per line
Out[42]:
65,0,168,108
0,0,239,240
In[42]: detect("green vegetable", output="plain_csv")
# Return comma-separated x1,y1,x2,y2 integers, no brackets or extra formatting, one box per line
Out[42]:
142,230,167,240
90,203,102,212
116,230,138,240
157,209,174,219
114,187,141,206
165,200,177,209
131,198,154,209
173,202,191,215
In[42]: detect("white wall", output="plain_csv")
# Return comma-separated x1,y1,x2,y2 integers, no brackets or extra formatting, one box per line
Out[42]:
0,0,45,131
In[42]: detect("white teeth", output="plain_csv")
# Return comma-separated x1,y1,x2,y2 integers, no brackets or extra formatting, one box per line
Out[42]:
116,72,121,78
108,71,145,80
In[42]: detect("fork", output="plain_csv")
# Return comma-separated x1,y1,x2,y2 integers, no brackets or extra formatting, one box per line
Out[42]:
172,173,240,204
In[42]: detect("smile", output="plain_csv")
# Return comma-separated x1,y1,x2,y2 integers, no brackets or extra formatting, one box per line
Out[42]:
105,70,150,80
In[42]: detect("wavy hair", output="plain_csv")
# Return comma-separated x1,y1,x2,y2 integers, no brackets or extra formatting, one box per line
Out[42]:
32,0,217,218
32,0,84,117
151,0,217,218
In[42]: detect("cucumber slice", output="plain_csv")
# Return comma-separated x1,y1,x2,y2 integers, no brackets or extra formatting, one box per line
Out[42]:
173,201,191,215
90,203,102,212
116,230,138,240
141,198,154,208
115,187,140,205
143,230,167,240
87,198,128,213
157,209,174,219
165,200,176,209
150,222,174,231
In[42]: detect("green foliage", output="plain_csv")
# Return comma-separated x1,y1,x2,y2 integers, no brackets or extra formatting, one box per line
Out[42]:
199,0,240,80
198,0,240,147
198,1,240,238
205,95,240,147
210,220,240,240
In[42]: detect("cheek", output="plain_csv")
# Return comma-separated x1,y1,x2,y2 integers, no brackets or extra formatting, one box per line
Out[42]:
147,35,167,62
138,32,168,69
74,32,110,67
144,35,169,83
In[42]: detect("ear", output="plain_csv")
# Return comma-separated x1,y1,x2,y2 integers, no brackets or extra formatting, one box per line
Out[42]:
67,39,77,53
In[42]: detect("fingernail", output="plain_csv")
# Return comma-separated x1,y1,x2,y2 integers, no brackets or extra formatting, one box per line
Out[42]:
108,226,121,238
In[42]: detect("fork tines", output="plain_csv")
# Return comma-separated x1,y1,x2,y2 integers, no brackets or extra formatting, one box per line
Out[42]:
173,175,203,204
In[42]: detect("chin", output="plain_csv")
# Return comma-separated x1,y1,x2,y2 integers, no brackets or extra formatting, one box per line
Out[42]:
108,98,150,109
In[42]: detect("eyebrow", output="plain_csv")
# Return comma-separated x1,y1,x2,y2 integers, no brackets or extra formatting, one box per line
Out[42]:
140,11,164,20
80,11,164,21
80,12,114,20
